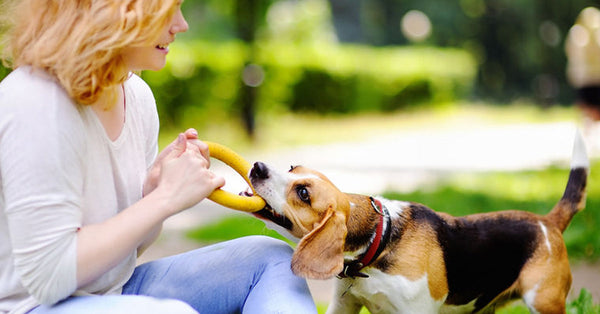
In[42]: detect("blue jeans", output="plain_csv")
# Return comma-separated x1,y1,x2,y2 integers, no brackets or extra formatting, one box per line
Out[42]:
30,236,317,314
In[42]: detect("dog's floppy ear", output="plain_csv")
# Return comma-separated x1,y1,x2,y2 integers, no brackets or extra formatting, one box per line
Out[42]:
291,206,347,279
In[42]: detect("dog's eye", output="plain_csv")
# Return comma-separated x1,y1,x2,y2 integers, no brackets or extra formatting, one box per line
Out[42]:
296,186,310,204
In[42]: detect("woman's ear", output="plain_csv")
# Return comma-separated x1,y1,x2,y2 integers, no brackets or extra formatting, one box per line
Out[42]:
291,207,347,279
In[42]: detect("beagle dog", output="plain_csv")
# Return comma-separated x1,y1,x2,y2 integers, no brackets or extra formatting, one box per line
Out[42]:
248,133,588,314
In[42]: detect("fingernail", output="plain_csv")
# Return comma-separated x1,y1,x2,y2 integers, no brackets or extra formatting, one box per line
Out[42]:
177,133,185,144
189,129,198,137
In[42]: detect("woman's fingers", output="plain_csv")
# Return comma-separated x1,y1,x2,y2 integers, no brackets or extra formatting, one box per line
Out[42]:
182,147,208,168
184,128,198,138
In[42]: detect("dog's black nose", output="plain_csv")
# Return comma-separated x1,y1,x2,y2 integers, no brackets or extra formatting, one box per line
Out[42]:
250,162,270,180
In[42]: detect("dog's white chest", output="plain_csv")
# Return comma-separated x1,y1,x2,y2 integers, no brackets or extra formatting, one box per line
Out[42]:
339,269,444,313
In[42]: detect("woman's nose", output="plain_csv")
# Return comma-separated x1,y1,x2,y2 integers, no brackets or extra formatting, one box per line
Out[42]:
170,10,189,35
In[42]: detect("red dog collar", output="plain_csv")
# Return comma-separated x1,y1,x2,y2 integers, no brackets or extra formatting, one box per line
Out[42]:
338,197,391,279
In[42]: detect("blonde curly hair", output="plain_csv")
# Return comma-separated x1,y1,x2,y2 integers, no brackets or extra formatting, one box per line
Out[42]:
1,0,177,106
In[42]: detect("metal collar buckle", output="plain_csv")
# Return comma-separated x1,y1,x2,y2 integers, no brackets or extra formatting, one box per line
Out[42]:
370,197,384,216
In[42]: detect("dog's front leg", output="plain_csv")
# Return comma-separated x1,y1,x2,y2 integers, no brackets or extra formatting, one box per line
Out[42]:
326,280,363,314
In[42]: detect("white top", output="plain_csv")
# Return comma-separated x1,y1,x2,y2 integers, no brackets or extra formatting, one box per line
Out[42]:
0,67,159,314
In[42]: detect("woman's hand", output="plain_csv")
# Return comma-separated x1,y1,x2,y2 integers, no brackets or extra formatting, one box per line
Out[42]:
137,128,223,256
154,133,225,214
143,128,211,196
77,130,223,287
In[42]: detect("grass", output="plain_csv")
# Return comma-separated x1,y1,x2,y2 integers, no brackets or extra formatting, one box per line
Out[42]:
315,289,599,313
186,214,290,244
565,289,600,314
494,289,600,314
315,291,600,313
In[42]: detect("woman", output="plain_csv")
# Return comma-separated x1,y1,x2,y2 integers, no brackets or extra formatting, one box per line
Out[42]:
0,0,316,313
565,6,600,153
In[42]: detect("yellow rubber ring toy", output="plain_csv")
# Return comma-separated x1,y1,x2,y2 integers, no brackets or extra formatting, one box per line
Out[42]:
204,141,266,212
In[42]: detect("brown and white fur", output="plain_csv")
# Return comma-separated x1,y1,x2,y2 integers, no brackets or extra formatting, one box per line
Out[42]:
248,132,588,314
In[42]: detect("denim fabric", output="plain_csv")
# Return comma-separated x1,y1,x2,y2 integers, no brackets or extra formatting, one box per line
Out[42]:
30,236,317,314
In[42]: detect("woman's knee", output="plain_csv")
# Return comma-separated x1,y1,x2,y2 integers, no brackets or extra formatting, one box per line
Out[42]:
232,235,294,263
242,235,293,253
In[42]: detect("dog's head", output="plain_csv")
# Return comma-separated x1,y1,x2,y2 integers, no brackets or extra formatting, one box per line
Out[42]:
249,162,350,279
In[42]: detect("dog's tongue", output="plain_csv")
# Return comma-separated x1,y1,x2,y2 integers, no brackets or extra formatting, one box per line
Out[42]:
239,188,254,197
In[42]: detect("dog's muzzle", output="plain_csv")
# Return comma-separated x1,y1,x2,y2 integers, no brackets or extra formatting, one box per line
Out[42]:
247,162,293,230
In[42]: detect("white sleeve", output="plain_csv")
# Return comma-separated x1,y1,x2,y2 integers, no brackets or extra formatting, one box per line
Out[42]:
0,70,85,305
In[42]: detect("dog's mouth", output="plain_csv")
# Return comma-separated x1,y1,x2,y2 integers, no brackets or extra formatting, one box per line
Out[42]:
254,206,293,230
240,190,293,230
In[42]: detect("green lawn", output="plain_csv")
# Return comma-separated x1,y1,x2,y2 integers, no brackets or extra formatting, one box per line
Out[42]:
314,290,599,313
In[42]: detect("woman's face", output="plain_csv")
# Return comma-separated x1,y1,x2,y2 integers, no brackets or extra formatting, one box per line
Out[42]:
121,2,189,72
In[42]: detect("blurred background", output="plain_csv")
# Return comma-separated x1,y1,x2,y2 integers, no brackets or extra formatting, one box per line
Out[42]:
0,0,598,139
2,0,600,310
117,0,596,138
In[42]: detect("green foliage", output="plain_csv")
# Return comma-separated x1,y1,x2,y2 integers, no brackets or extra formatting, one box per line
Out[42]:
494,290,600,313
566,289,600,314
309,290,598,313
143,41,476,128
0,64,9,81
316,304,370,314
328,0,597,103
318,289,600,313
326,294,600,314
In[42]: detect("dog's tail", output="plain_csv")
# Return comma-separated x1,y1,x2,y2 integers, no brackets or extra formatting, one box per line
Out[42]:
546,129,589,233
